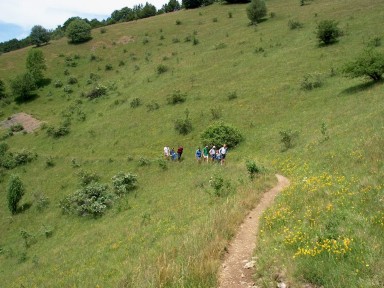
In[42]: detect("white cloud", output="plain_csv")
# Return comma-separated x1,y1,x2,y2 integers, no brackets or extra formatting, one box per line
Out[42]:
0,0,168,38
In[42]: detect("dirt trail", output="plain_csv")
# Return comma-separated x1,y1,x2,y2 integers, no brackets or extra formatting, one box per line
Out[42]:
218,174,290,288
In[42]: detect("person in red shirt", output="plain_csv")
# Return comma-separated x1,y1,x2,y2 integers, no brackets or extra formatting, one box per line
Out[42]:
177,146,183,161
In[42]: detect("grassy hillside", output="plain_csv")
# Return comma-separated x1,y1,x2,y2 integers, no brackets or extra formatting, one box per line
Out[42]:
0,0,383,287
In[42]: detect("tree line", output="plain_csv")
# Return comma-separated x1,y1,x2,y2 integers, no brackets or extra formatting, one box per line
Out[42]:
0,0,253,54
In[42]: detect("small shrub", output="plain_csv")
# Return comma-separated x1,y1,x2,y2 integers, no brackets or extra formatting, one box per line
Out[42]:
320,122,330,141
118,60,125,67
105,63,113,71
86,84,107,99
172,37,180,43
146,101,160,111
34,192,50,211
100,28,107,34
316,20,342,45
89,73,100,82
176,19,182,25
367,36,381,48
10,123,24,132
77,170,101,187
175,117,193,135
112,172,138,196
20,229,37,248
201,122,244,148
167,90,186,105
246,160,263,179
158,158,168,170
301,73,323,90
288,19,303,29
13,150,37,165
60,183,114,217
54,80,63,88
212,17,218,23
0,142,9,155
227,91,238,100
67,76,78,85
192,37,199,45
228,12,233,18
138,157,151,166
210,107,222,120
142,37,149,44
157,64,169,74
47,123,70,138
209,176,233,197
279,129,299,151
215,43,227,50
184,35,192,42
130,97,141,108
7,175,25,214
63,85,73,94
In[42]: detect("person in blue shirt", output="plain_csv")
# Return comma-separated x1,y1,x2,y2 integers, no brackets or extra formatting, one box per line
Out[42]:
170,148,177,161
195,147,202,163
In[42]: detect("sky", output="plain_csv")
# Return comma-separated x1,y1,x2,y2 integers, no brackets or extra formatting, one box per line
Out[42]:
0,0,169,43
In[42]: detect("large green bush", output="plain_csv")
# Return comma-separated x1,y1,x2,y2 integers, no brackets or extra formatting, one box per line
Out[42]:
7,175,25,214
60,183,114,217
200,122,244,148
26,49,46,85
66,19,92,43
247,0,267,24
316,20,341,45
10,72,37,101
112,172,138,196
342,49,384,81
30,25,50,47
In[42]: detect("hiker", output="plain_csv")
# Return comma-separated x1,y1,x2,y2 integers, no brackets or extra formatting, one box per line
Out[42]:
219,144,227,165
195,147,202,163
177,145,184,161
209,146,216,162
163,146,170,159
170,148,177,161
215,149,221,163
202,145,209,162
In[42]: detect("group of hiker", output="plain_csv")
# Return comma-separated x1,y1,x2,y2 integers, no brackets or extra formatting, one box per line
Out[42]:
163,144,228,165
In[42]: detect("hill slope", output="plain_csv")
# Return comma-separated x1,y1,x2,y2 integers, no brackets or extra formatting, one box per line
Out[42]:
0,0,383,287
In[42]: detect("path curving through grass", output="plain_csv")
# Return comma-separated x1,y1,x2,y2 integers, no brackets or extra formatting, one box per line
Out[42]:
218,174,290,288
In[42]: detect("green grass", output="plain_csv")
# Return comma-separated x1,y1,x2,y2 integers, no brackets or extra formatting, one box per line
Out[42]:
0,0,384,287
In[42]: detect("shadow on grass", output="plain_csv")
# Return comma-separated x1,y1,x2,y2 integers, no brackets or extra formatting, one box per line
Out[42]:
37,78,51,87
15,93,39,104
340,79,383,95
17,202,32,213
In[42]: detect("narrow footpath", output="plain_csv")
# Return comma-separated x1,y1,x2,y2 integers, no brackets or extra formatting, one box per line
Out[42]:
218,174,290,288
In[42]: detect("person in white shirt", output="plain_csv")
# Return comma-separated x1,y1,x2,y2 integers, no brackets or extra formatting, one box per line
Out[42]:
219,144,227,165
163,146,170,159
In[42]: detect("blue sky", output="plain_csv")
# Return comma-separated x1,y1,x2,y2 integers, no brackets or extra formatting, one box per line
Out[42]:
0,0,169,43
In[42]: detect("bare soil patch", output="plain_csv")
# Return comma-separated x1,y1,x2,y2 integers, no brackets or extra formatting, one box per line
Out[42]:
116,36,135,44
218,174,290,288
0,112,43,133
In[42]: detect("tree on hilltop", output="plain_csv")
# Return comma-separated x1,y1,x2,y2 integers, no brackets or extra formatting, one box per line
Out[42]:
30,25,50,47
66,19,92,43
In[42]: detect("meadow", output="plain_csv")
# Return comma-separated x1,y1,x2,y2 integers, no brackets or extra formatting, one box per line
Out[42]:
0,0,383,287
